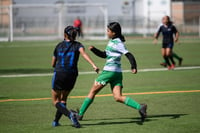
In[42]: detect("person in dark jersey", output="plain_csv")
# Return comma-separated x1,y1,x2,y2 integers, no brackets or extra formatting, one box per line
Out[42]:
72,22,147,123
154,16,179,70
51,26,99,128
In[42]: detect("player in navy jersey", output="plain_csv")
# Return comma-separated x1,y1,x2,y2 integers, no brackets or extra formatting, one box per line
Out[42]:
154,16,179,70
51,26,99,128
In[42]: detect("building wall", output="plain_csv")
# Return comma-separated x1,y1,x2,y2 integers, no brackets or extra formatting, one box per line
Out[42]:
172,1,200,24
172,2,184,24
0,0,12,26
184,2,200,24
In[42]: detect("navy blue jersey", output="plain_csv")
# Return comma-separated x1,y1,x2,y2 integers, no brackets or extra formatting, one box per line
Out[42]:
53,40,84,73
156,24,178,44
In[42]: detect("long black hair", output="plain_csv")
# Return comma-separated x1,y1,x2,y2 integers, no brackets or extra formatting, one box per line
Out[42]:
107,22,125,42
165,16,173,25
64,26,77,41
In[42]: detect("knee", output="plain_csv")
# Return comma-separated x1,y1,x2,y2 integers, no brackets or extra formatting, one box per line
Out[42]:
52,100,60,106
114,96,123,103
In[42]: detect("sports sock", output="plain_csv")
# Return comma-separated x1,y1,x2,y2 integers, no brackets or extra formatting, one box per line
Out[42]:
55,102,70,117
124,97,141,110
169,55,175,65
163,60,166,63
79,97,93,116
54,103,66,122
172,52,181,60
163,56,171,66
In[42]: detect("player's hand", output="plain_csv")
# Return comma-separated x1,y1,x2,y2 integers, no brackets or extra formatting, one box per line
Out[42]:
131,69,137,74
89,46,95,51
93,66,100,74
153,39,158,45
174,38,179,43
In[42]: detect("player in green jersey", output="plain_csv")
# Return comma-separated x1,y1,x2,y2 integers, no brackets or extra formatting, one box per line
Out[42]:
73,22,147,123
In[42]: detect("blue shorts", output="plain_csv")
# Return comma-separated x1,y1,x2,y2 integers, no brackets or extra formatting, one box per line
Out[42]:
162,43,174,49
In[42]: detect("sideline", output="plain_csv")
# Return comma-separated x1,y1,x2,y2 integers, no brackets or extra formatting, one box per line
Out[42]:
0,66,200,78
0,90,200,103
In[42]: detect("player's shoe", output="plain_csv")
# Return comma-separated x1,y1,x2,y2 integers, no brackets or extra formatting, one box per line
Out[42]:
70,109,83,121
160,62,167,67
168,64,175,70
139,104,147,122
168,65,172,70
69,111,81,128
178,58,183,66
171,64,175,69
52,121,61,127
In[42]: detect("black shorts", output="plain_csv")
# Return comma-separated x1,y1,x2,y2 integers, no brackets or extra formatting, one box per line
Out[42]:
52,71,77,91
162,43,174,49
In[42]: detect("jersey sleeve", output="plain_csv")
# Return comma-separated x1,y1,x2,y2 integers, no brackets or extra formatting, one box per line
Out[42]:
117,42,129,54
78,42,84,51
172,25,178,34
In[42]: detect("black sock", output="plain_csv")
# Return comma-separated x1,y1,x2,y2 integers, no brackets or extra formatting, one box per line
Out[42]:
54,103,66,122
169,55,175,65
163,56,171,66
55,102,70,117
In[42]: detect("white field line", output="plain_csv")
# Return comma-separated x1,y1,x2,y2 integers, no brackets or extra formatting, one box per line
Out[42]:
0,66,200,78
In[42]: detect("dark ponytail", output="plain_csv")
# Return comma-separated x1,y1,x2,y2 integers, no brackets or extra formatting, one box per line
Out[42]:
166,16,173,25
64,26,77,41
107,22,125,42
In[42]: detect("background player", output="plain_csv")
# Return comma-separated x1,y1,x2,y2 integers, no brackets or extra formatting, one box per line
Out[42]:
154,16,179,70
51,26,99,128
73,17,84,38
74,22,147,123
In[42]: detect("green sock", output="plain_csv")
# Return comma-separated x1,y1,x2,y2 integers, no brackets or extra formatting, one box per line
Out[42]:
124,97,141,110
172,52,181,60
79,97,93,116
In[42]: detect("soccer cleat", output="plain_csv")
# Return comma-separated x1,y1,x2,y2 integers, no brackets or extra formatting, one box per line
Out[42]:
168,64,175,70
168,66,172,70
139,104,147,122
70,109,83,121
69,111,81,128
52,121,61,127
160,62,167,67
171,64,175,69
178,58,183,66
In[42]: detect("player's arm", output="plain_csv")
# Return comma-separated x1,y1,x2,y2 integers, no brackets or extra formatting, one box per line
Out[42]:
79,47,99,73
52,47,57,68
153,26,161,44
125,52,137,74
89,46,107,58
51,56,57,68
174,26,179,43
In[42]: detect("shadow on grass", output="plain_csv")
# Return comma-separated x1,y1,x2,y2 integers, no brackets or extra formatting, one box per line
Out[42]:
81,114,188,127
0,68,53,74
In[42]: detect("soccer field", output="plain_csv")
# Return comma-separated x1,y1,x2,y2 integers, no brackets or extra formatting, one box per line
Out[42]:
0,38,200,133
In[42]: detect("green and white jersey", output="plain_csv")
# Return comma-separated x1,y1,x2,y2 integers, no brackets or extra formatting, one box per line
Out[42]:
103,38,129,72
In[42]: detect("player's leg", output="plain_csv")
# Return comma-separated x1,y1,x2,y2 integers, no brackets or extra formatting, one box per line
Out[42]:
112,86,140,109
112,86,147,122
162,48,171,68
172,52,183,66
52,72,80,128
52,90,70,118
166,48,175,69
78,82,105,119
53,90,70,125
